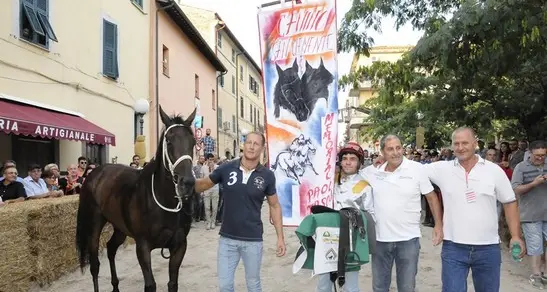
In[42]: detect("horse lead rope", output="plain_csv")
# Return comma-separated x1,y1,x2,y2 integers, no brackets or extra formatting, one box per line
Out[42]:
151,124,193,213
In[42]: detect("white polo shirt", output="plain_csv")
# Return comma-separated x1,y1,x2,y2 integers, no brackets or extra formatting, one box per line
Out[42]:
425,155,516,245
363,158,434,242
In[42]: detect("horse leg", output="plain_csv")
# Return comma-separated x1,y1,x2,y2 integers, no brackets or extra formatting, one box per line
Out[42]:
309,161,319,175
107,229,127,292
167,237,188,292
135,240,156,292
90,217,107,292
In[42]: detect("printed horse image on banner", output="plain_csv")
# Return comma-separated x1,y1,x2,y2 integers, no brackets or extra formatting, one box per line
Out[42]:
257,0,339,226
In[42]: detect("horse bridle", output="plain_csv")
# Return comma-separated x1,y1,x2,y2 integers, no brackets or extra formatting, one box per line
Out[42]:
151,124,193,213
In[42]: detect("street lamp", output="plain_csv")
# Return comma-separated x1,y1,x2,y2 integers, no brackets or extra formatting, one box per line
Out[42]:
134,98,150,135
133,98,150,165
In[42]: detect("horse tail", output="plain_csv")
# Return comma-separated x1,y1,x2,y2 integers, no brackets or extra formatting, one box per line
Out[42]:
270,157,278,170
75,182,94,273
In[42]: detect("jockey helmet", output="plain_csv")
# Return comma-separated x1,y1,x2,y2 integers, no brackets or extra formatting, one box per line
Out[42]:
338,141,365,164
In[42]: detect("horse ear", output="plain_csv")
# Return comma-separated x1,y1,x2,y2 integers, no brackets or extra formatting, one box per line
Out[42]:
159,105,171,126
184,108,197,127
276,63,283,75
319,58,325,68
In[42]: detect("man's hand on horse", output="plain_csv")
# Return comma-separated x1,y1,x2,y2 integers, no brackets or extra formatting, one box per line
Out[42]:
276,238,286,257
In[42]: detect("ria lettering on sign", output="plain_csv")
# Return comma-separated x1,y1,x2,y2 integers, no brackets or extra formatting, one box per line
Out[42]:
0,118,96,142
0,118,18,131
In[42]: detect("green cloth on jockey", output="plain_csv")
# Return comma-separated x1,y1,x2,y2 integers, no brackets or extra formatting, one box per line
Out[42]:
295,210,370,272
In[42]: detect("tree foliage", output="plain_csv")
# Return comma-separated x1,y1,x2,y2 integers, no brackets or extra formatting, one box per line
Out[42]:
339,0,547,144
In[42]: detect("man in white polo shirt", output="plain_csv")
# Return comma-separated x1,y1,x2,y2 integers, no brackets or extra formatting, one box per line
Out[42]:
426,127,525,292
364,134,443,292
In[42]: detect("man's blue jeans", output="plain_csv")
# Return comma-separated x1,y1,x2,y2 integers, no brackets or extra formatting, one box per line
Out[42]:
441,240,501,292
371,237,420,292
217,236,263,292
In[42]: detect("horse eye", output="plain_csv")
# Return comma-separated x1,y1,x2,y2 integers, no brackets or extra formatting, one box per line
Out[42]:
173,174,179,182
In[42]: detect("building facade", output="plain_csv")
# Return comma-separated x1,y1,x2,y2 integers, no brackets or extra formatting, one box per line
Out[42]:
149,1,226,158
181,5,265,159
344,45,413,151
0,0,150,172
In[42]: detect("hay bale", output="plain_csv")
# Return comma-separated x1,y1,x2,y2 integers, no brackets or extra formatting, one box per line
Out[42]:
27,196,81,286
0,200,44,292
26,196,119,286
0,195,135,291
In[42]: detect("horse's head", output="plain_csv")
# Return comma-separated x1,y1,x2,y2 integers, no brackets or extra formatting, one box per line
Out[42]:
158,105,196,201
305,138,316,154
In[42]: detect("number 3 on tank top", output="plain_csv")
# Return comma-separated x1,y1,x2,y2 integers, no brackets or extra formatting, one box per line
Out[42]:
227,171,238,186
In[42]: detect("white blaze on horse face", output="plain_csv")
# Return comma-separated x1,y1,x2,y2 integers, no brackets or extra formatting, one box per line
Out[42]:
341,154,359,175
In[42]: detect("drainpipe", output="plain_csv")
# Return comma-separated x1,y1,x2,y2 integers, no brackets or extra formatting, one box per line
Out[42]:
235,51,245,152
155,0,175,142
216,70,227,157
215,22,227,158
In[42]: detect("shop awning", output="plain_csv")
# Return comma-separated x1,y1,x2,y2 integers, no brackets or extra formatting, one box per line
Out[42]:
0,99,116,146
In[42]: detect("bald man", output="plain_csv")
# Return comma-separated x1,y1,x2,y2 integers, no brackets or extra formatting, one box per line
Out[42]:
425,127,525,292
58,164,83,195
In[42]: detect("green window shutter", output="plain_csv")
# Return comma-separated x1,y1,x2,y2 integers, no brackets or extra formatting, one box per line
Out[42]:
22,3,45,36
36,13,58,42
103,20,119,79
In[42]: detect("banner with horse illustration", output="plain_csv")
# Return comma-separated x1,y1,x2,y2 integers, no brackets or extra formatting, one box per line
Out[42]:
257,0,339,226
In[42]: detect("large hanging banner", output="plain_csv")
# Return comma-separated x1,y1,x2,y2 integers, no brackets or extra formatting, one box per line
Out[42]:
257,0,339,226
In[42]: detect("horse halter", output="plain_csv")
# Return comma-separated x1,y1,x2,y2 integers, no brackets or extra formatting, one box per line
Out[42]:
151,124,193,213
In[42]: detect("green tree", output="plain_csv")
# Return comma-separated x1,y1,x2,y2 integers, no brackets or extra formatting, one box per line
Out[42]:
339,0,547,141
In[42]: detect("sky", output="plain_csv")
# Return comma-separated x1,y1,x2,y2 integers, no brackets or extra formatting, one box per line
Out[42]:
180,0,424,142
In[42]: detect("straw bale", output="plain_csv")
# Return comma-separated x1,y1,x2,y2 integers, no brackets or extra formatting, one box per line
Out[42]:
25,196,120,286
0,199,44,292
27,196,81,286
0,195,135,291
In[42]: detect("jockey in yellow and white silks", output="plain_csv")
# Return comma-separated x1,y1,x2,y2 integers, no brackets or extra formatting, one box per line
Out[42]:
316,141,375,292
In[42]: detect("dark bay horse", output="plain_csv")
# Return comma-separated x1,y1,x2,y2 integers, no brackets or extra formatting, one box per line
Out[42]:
76,106,197,292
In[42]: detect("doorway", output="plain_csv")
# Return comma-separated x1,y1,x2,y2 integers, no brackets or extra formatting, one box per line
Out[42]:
12,135,57,174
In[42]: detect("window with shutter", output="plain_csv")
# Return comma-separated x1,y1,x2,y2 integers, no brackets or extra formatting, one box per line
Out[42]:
102,20,119,79
132,0,143,8
217,32,222,48
250,104,253,122
218,108,223,127
20,0,57,47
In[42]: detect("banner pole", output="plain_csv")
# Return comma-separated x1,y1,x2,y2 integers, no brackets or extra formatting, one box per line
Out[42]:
260,0,303,8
